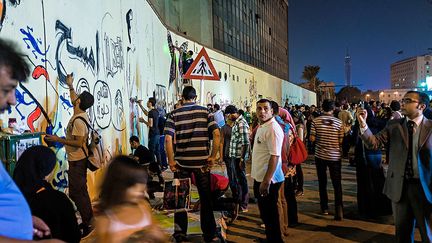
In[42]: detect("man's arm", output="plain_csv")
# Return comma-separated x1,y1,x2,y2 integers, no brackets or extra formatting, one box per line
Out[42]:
357,109,388,150
259,155,279,196
139,117,152,127
219,130,225,160
240,123,250,160
210,129,220,159
137,101,149,116
65,74,77,104
165,135,176,172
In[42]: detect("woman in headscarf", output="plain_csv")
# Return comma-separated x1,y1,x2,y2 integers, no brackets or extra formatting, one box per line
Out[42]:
13,145,81,242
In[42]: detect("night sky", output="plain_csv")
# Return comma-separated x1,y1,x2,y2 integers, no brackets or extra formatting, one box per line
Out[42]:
288,0,432,91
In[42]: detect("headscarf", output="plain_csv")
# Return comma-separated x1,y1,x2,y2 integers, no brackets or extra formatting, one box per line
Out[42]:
278,107,297,134
13,145,57,201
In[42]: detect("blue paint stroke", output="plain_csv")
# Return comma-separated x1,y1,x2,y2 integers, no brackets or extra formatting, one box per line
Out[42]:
15,89,35,120
20,26,50,60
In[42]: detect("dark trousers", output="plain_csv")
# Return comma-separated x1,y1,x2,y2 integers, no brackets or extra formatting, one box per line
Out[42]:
294,164,304,192
254,180,283,243
285,176,298,225
342,134,351,157
68,159,93,226
315,157,343,211
174,168,216,242
148,135,161,165
226,158,249,210
393,180,432,243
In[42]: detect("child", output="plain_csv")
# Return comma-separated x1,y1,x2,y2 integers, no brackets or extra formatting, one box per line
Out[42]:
95,155,168,242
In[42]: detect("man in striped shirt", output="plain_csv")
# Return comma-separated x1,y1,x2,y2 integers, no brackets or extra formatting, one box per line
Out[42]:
164,86,221,242
310,99,344,220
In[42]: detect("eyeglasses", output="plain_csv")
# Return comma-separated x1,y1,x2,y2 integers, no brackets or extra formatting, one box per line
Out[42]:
401,98,419,104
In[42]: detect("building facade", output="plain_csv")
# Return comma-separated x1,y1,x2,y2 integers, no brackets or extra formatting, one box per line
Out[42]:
148,0,289,80
378,89,410,104
391,54,432,89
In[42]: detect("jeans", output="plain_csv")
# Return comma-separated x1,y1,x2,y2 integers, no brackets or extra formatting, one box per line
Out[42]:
174,168,216,242
285,176,298,225
148,134,161,166
68,158,93,226
254,180,283,243
226,158,249,210
315,157,343,211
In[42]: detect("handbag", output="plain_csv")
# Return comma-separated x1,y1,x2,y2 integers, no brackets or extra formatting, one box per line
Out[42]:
288,132,308,165
163,177,191,212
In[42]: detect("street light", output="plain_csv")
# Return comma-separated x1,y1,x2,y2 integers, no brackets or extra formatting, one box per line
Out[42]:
366,94,370,101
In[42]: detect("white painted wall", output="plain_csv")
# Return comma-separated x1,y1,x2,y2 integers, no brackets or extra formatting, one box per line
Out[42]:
0,0,312,195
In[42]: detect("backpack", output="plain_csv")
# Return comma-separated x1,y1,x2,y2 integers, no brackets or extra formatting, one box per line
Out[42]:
73,116,106,171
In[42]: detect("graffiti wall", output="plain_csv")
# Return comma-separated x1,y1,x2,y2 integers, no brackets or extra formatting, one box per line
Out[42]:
282,80,317,106
0,0,312,196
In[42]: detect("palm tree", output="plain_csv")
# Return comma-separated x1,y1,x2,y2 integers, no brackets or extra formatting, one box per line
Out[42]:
301,65,321,92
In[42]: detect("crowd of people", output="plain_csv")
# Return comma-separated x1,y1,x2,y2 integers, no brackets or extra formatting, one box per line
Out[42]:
1,36,432,243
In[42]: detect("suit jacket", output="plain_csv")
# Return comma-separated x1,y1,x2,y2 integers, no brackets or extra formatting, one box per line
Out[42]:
361,118,432,203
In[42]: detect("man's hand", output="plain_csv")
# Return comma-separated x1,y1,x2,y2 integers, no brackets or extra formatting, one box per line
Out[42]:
66,73,74,88
138,117,145,123
207,156,217,168
356,108,368,127
32,216,51,238
259,181,270,197
44,134,60,143
239,158,245,169
169,160,177,172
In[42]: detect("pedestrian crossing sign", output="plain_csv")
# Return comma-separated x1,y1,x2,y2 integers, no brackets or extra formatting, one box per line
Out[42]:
183,47,220,81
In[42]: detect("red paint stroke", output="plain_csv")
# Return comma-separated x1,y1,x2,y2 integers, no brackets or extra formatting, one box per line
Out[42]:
32,65,50,81
27,107,41,132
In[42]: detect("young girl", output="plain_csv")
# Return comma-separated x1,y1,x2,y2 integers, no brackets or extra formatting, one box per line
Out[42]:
95,155,168,242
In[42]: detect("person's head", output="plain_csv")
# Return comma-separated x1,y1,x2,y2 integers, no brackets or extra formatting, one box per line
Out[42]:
0,39,30,113
322,99,335,113
13,145,57,201
225,105,239,121
129,135,140,149
73,91,94,111
299,105,305,112
214,103,220,111
182,86,197,101
390,100,401,112
271,101,279,116
342,104,349,110
278,107,290,122
310,105,316,112
401,91,430,119
256,99,274,123
246,106,251,112
147,97,156,109
99,155,148,211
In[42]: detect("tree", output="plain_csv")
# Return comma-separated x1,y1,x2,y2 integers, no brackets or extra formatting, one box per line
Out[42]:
301,65,321,92
336,86,362,104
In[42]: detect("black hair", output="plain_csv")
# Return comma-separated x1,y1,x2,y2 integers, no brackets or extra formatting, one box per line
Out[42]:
148,97,156,107
257,98,272,107
78,91,94,111
405,91,430,108
129,135,140,143
182,86,197,100
99,155,148,211
13,145,57,201
225,105,238,114
390,100,400,111
0,38,30,81
238,109,245,116
322,99,335,112
271,101,279,115
214,103,220,110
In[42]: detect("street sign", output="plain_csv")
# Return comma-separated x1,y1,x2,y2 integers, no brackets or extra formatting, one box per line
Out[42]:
183,47,220,81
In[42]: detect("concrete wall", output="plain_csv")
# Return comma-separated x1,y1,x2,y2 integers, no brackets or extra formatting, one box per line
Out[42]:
0,0,311,197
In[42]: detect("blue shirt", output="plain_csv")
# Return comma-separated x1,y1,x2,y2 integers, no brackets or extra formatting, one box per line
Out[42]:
0,163,33,239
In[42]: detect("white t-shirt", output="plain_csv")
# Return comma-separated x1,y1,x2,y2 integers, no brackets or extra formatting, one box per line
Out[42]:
251,117,285,183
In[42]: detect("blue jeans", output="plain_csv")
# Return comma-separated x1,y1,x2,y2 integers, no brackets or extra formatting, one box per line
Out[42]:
148,135,161,165
226,157,249,210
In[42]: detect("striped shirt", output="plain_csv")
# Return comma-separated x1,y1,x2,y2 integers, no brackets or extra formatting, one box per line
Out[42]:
310,115,344,161
229,115,250,158
164,102,219,168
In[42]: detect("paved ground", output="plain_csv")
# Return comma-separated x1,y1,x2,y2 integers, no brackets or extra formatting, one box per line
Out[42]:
83,155,423,242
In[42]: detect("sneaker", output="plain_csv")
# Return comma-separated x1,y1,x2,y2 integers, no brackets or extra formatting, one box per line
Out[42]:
173,233,189,243
227,204,239,224
321,210,329,215
295,190,304,197
241,208,249,213
81,224,94,238
260,223,265,229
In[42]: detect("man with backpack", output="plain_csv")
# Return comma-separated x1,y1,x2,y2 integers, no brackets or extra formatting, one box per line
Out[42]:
45,73,95,237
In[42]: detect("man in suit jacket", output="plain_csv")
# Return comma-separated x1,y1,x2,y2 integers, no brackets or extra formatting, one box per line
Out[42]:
357,91,432,242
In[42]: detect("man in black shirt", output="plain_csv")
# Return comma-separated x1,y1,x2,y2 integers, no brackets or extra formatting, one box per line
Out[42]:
130,136,164,185
138,97,161,169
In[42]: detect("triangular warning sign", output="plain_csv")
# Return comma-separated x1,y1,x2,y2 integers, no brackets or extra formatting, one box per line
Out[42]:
183,47,220,81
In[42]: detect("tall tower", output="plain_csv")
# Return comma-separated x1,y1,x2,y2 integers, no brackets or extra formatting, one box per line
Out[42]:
345,48,351,86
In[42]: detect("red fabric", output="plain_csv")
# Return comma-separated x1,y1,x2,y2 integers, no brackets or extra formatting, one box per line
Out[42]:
191,173,229,192
288,137,308,165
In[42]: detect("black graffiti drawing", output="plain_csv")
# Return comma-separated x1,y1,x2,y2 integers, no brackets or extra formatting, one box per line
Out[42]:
55,20,96,87
104,34,123,78
76,78,94,124
112,89,126,131
126,9,133,44
9,0,20,7
154,84,167,110
93,80,111,129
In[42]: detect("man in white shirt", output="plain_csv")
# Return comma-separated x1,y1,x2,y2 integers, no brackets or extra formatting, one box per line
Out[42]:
251,99,285,243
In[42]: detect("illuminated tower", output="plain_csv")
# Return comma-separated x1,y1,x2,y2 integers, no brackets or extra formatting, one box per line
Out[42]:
345,48,351,86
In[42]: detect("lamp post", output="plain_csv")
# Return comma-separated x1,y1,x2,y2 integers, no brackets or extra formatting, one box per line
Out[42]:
366,94,370,102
